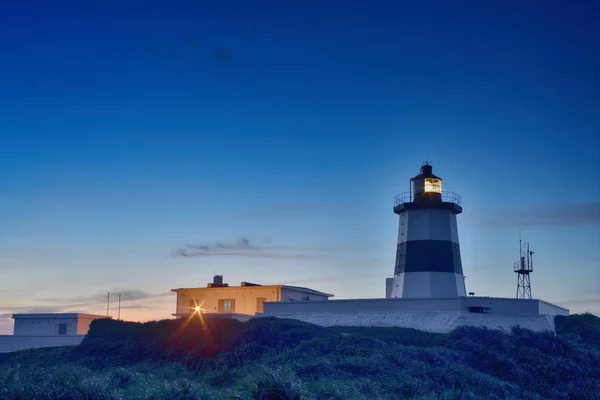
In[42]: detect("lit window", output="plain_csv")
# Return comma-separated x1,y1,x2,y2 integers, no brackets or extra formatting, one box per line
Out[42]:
424,178,442,193
218,299,235,312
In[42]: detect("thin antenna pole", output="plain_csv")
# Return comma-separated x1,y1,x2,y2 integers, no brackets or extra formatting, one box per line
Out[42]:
519,229,522,256
118,294,121,320
107,292,110,317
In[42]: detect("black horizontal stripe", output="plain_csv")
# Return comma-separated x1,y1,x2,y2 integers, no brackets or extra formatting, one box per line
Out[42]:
394,240,463,275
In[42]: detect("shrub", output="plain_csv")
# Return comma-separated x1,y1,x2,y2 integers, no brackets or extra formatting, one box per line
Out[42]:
234,367,303,400
1,313,599,400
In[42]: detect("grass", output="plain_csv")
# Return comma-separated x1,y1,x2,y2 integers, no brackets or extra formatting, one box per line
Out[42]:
0,313,599,399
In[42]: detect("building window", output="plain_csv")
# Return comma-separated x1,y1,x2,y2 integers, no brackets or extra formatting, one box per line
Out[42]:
424,178,442,193
57,323,67,335
467,306,490,314
218,299,235,312
256,297,266,312
189,299,196,309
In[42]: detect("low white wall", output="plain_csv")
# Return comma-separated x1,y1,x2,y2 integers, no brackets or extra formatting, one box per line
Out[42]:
264,297,569,317
257,312,557,334
538,300,569,316
0,335,85,353
264,297,465,314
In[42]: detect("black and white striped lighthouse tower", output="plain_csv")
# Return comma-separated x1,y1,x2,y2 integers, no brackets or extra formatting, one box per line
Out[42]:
386,162,466,298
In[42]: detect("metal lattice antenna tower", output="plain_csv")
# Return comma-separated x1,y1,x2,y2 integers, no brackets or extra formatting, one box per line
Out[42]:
514,235,534,299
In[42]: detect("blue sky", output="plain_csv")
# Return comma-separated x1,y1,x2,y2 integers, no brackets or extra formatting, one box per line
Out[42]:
0,1,598,332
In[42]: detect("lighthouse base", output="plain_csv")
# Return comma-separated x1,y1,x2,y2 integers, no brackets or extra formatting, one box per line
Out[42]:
387,272,466,299
259,297,569,334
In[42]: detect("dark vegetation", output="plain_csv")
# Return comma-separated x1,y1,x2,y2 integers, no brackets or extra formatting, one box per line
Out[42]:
1,313,599,399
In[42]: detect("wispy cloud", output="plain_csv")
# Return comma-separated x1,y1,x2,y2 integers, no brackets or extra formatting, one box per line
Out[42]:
474,201,600,227
0,307,66,317
233,203,364,219
270,274,375,285
0,291,175,317
118,305,154,310
36,290,172,305
174,237,325,260
555,297,600,307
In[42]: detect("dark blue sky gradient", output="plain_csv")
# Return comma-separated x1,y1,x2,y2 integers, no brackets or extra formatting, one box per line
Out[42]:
0,1,598,329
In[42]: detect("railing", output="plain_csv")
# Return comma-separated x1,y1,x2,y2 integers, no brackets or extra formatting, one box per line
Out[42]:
514,261,533,273
393,191,462,207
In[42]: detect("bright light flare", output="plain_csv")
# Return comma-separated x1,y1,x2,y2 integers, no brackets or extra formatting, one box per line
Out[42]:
173,299,212,341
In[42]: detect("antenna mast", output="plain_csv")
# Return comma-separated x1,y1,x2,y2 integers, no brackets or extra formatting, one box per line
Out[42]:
514,236,534,299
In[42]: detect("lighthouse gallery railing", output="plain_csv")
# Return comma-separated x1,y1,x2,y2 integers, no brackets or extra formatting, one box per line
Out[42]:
393,191,462,207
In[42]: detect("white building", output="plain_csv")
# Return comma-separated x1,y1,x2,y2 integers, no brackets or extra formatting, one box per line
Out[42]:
0,313,108,353
171,275,333,321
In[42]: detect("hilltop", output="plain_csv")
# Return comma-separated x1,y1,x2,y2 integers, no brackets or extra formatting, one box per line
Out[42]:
0,313,599,400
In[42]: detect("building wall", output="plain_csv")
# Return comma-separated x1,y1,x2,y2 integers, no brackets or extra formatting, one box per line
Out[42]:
395,272,466,298
385,278,394,298
264,297,466,314
176,286,281,316
537,300,570,316
13,317,79,336
400,209,458,242
77,317,106,335
0,335,85,353
263,297,569,317
392,208,465,298
256,311,557,334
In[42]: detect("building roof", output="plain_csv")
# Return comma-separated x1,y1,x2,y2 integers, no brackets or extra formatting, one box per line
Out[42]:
282,285,334,298
171,283,334,298
12,313,110,320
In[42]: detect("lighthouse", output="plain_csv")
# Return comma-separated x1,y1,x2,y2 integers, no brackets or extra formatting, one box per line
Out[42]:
386,162,466,298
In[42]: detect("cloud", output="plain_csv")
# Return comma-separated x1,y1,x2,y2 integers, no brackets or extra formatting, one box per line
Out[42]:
25,291,173,316
272,274,375,285
0,307,66,317
233,203,364,219
174,237,324,260
179,252,320,260
474,201,600,227
36,290,172,305
556,297,600,307
117,305,154,310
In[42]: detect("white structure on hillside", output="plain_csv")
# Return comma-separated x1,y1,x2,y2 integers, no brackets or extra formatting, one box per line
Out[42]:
12,313,106,336
0,313,108,353
387,162,466,298
171,275,333,321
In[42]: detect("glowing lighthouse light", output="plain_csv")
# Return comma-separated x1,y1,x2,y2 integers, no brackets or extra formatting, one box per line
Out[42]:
424,178,442,193
387,162,466,299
